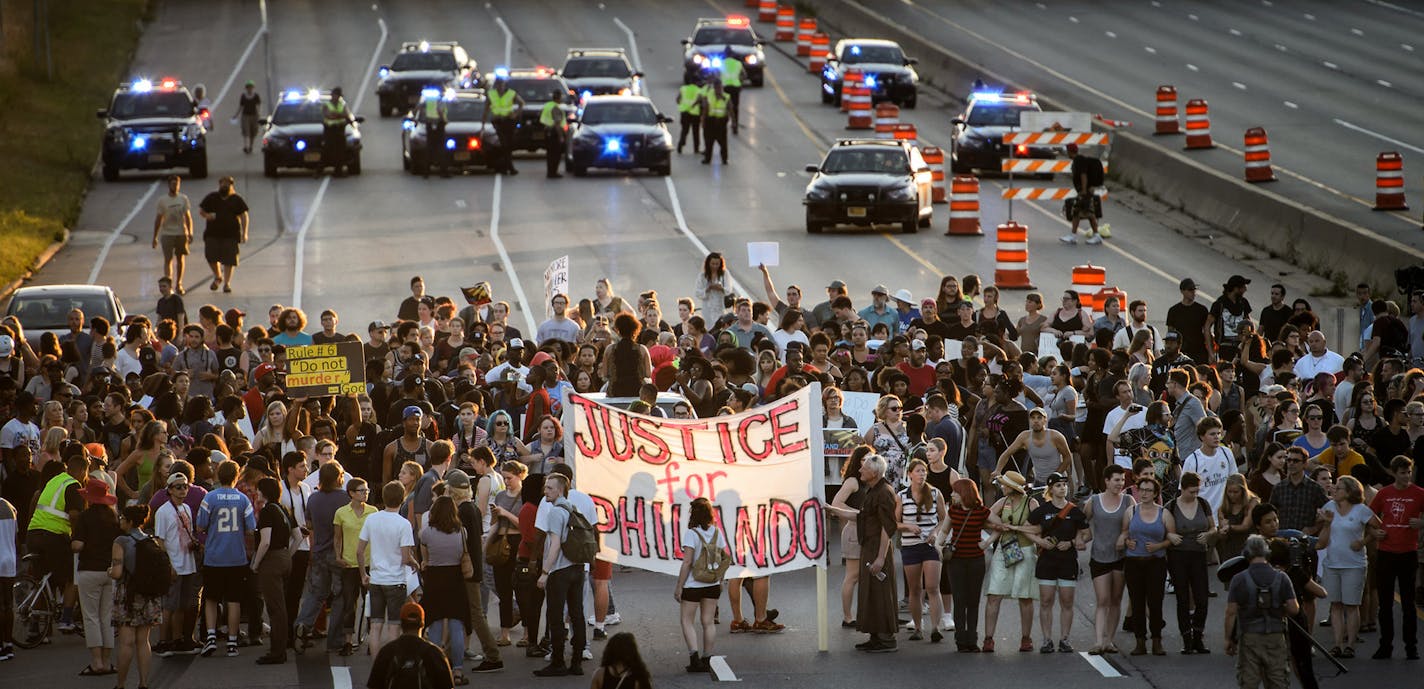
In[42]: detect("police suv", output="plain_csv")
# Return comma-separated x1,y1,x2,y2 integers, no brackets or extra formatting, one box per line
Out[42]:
375,41,479,117
96,78,209,182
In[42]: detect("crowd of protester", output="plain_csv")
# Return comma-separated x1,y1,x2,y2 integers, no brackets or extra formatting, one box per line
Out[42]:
0,265,1420,687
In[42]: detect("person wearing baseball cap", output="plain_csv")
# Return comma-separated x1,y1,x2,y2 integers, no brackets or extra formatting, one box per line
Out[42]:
1206,275,1252,357
808,279,849,328
366,601,456,687
1029,469,1088,654
242,362,284,425
859,285,899,336
1166,278,1210,363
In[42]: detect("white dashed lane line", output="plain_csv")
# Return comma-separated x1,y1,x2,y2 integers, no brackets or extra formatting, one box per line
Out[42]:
1323,61,1339,70
1105,30,1116,38
1284,101,1298,109
1144,46,1156,54
1187,63,1199,71
1229,28,1242,36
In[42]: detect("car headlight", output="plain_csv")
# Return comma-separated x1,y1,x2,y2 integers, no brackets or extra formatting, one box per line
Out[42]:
693,54,705,66
884,185,916,202
661,131,674,147
745,55,759,65
806,185,833,201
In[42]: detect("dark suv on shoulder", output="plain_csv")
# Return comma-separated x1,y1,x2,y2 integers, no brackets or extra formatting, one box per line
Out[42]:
803,139,934,234
96,78,208,181
375,41,478,116
681,17,765,86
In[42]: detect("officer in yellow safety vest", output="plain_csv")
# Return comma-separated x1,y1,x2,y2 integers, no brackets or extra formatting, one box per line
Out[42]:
27,453,90,628
538,97,568,178
485,75,526,175
320,87,355,175
419,92,449,178
719,50,744,135
675,76,703,155
700,80,730,166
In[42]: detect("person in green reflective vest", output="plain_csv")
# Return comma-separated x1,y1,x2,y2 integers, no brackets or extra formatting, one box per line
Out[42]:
27,451,90,634
484,75,526,176
675,75,704,155
720,50,744,135
538,96,568,178
419,93,449,178
699,80,730,166
320,87,355,176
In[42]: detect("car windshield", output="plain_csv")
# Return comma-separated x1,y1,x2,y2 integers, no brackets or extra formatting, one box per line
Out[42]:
693,27,756,46
562,58,631,79
580,102,657,125
820,149,910,174
965,103,1038,127
7,293,116,331
508,79,569,102
271,101,326,125
841,44,904,64
108,92,193,120
445,100,488,121
391,52,458,72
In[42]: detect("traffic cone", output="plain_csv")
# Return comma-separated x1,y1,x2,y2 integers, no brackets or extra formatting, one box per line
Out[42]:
922,147,947,204
808,33,829,74
1070,265,1107,311
796,18,816,56
947,176,982,235
1184,99,1214,149
994,222,1034,289
891,123,917,145
775,6,795,41
758,1,776,22
1244,127,1276,182
1155,85,1180,135
1374,152,1408,211
873,102,900,138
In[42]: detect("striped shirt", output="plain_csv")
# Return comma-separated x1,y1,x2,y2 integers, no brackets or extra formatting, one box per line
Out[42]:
898,485,941,547
945,505,990,559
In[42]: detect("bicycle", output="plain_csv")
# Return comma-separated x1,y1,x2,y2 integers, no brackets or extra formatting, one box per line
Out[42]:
11,553,61,648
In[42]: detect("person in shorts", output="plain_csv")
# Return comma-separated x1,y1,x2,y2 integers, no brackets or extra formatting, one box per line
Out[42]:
152,174,192,293
359,481,417,657
198,176,249,293
153,472,201,655
1028,472,1089,653
676,497,728,672
234,80,262,154
196,459,255,657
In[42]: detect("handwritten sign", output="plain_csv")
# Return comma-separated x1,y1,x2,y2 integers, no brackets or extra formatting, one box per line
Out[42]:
565,385,827,578
284,341,366,397
544,255,570,320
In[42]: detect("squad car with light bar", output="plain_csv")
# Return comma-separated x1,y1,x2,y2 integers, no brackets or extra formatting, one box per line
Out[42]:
681,16,765,86
375,41,478,117
401,89,499,175
803,139,934,234
96,78,209,182
950,90,1051,174
566,96,673,177
485,66,576,151
819,39,919,108
261,89,366,176
560,49,643,103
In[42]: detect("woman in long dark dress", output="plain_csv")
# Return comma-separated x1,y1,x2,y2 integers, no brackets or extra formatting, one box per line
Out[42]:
855,453,899,652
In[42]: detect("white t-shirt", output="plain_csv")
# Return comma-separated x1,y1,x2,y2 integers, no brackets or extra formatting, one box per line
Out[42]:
153,500,198,575
0,498,18,578
282,479,314,552
1293,350,1345,381
1180,446,1237,515
1103,406,1147,468
535,488,598,532
359,510,416,586
115,348,143,379
0,418,40,457
681,524,729,589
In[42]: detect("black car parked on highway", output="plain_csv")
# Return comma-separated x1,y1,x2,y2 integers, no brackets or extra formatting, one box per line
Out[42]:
261,90,365,176
681,16,765,86
97,78,208,181
804,139,934,234
566,96,673,177
375,41,478,117
819,39,919,108
401,90,499,175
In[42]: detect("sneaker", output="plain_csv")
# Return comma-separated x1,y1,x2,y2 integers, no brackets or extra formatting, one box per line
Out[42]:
0,644,14,661
1085,234,1103,245
177,640,202,655
1041,639,1056,654
1165,580,1175,595
154,640,174,658
227,642,239,657
752,619,786,634
201,637,218,657
729,620,752,634
533,663,569,677
1059,639,1075,654
908,631,923,641
593,627,607,640
605,612,622,626
471,660,504,673
867,641,898,653
57,621,77,633
1059,234,1078,244
941,614,955,632
582,648,594,660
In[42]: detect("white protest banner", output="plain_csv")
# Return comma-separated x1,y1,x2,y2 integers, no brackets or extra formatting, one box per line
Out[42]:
1038,333,1059,357
747,241,779,268
543,255,570,320
840,391,879,430
565,385,827,578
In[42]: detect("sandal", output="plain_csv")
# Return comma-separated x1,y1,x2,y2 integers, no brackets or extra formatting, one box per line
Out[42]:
452,673,469,686
515,638,528,647
1329,646,1343,657
1341,647,1355,658
496,638,511,647
78,665,112,676
209,278,221,291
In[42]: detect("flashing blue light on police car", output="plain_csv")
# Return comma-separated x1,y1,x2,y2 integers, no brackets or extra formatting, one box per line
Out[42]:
378,67,390,79
446,139,457,150
580,90,592,102
130,135,147,150
494,67,509,79
402,119,416,131
295,140,307,151
864,75,877,88
284,90,304,102
850,46,861,56
132,79,153,93
420,88,442,99
604,138,623,153
711,56,724,68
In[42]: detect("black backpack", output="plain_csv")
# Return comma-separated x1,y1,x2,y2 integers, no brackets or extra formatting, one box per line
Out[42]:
387,650,432,689
559,504,599,565
130,533,176,598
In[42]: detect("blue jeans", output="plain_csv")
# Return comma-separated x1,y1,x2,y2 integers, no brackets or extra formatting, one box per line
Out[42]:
426,619,466,671
294,550,348,650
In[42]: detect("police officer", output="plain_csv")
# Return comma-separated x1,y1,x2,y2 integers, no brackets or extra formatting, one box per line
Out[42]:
675,76,703,155
538,95,569,178
700,80,730,166
486,75,526,176
419,91,449,178
28,451,89,631
321,87,355,176
719,50,745,135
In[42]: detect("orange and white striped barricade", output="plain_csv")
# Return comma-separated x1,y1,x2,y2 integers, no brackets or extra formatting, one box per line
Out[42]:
873,102,900,138
891,123,918,145
947,175,982,234
840,69,863,112
845,85,873,130
994,222,1034,289
1070,265,1107,311
1183,99,1214,149
775,6,795,41
809,33,830,74
758,1,776,22
1374,152,1408,210
796,18,816,56
1155,85,1180,135
1094,114,1131,128
1244,127,1276,183
922,147,947,204
1000,131,1110,206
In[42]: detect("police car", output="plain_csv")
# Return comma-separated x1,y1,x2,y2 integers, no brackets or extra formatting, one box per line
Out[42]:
375,41,479,117
261,90,366,177
485,67,576,152
681,16,765,86
950,90,1051,174
803,139,934,234
820,39,919,108
401,90,499,175
566,96,673,177
561,49,643,103
96,78,209,182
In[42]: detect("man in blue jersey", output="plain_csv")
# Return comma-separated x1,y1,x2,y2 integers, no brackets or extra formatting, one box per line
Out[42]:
197,459,256,657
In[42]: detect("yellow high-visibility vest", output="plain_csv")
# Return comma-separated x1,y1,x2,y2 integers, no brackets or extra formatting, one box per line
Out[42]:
489,89,516,117
677,84,703,115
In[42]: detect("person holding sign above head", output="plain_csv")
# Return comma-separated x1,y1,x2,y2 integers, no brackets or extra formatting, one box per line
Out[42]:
675,497,731,673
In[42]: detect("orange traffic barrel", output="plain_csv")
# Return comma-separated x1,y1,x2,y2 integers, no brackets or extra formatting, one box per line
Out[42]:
775,6,795,41
1183,99,1214,149
1070,265,1107,311
891,123,917,144
845,85,873,130
873,102,900,138
922,147,947,204
1374,152,1409,211
796,18,816,56
1243,127,1276,183
840,69,862,112
947,176,982,235
758,1,776,22
1155,85,1180,135
994,222,1034,289
808,33,830,73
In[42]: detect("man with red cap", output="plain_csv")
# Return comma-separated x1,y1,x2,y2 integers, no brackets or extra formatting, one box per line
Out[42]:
366,602,454,689
243,362,283,424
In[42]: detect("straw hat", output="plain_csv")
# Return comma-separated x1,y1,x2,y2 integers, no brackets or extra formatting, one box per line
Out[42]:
996,471,1028,495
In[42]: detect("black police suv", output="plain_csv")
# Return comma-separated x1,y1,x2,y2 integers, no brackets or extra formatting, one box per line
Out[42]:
681,16,765,86
950,90,1052,174
803,139,934,234
819,39,919,108
261,90,365,176
566,96,673,177
561,49,643,102
487,68,576,152
97,78,209,182
375,41,478,117
401,90,499,175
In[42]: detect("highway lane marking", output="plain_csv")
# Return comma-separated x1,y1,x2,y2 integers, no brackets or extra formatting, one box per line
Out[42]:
1229,28,1243,37
1069,16,1079,23
331,666,352,689
1284,101,1298,109
1144,46,1156,54
612,18,642,74
1367,0,1424,19
88,181,160,285
1352,28,1365,36
663,176,751,298
1079,650,1124,678
291,14,386,310
868,0,1418,225
1305,13,1316,20
1275,43,1288,52
488,175,538,335
1105,31,1117,39
1186,63,1199,71
210,0,269,110
708,655,740,682
1188,13,1199,21
1322,61,1339,70
1378,80,1393,88
1233,82,1247,90
1334,119,1424,156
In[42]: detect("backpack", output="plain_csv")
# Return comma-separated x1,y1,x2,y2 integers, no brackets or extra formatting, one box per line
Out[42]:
559,504,599,564
130,532,176,598
690,529,731,584
386,649,432,689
